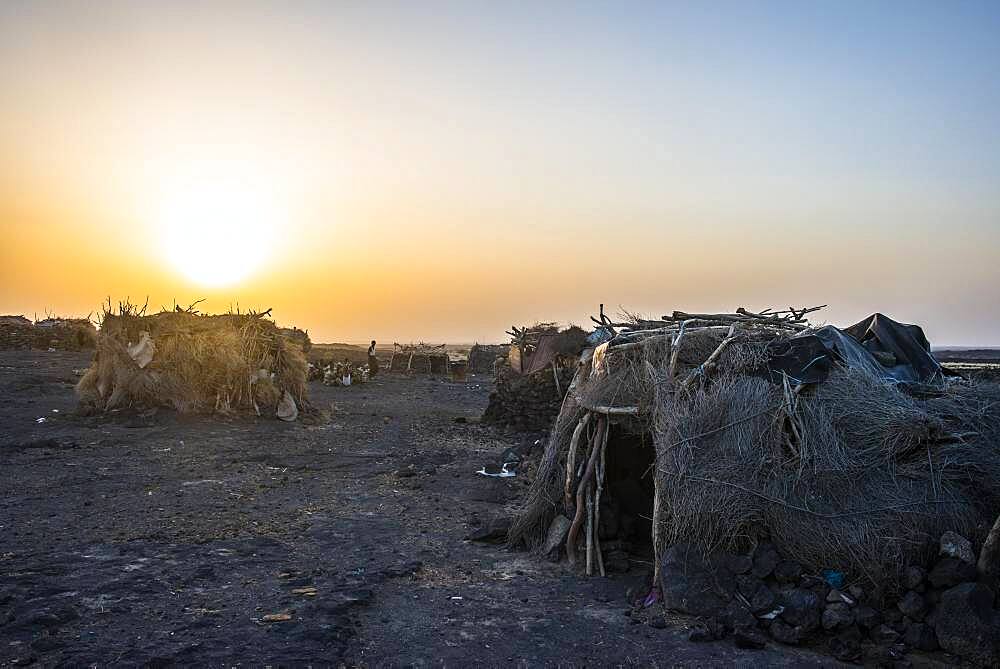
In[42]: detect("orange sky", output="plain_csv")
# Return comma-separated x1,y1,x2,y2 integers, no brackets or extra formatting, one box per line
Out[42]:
2,3,999,345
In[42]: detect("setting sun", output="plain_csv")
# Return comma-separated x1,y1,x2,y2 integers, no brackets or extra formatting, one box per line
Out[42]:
157,177,279,287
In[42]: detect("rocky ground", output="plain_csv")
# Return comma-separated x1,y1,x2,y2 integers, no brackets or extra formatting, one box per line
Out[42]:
0,351,889,666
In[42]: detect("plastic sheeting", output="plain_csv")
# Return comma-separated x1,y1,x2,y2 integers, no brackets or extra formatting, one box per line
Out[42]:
766,313,944,386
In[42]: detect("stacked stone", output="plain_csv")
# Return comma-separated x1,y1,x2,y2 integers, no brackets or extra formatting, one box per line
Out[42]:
657,531,1000,665
482,364,574,431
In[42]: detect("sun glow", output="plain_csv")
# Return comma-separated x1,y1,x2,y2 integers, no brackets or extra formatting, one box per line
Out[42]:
158,177,280,287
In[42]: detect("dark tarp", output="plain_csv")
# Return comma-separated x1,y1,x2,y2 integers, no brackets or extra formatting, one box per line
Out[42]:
765,313,944,387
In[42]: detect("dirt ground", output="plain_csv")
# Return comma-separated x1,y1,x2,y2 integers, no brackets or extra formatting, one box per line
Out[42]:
1,350,845,667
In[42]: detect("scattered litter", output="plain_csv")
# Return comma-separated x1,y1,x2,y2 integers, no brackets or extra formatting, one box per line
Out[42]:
642,587,662,608
51,409,59,413
760,606,785,620
476,462,516,478
260,613,293,623
450,596,463,600
35,417,46,424
823,570,845,589
292,587,317,596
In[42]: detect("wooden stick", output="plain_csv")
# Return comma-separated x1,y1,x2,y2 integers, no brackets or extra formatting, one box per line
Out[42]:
978,513,1000,592
678,325,739,392
567,417,605,567
595,425,608,577
588,405,640,415
564,413,591,512
652,477,662,586
585,484,594,576
667,319,693,382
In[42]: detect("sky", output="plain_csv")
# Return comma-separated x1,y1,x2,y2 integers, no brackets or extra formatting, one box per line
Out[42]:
1,1,998,345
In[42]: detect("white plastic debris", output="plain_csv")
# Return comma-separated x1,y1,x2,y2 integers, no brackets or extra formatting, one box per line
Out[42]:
276,390,298,422
759,606,785,620
476,462,516,478
127,331,155,368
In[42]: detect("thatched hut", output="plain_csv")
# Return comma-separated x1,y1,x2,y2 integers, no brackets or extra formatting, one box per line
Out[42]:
467,343,508,375
76,302,309,419
388,343,450,375
0,315,97,350
509,307,1000,592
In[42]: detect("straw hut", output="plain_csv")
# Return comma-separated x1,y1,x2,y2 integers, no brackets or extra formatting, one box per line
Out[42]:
509,307,1000,593
467,343,508,375
0,315,97,350
388,343,450,375
76,301,309,419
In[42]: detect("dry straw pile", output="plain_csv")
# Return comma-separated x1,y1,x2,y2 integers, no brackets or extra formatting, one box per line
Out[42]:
510,307,1000,590
77,300,309,418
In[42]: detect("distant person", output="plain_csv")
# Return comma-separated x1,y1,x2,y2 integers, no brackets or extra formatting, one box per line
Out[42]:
368,340,379,377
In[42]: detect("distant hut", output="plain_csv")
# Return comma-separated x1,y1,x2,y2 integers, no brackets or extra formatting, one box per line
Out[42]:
467,343,509,375
76,301,308,420
388,342,450,375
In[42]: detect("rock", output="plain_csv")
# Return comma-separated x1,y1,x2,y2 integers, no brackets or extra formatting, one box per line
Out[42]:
829,627,863,662
773,561,803,584
736,574,763,600
660,544,734,617
928,557,977,589
904,565,926,591
939,531,975,565
733,628,767,649
903,622,939,651
465,516,512,543
822,602,854,630
749,584,776,615
883,607,904,624
779,588,821,631
721,600,757,632
897,591,926,622
933,583,1000,666
394,465,418,478
864,643,897,667
541,515,571,556
847,584,864,602
688,624,714,642
854,605,882,630
871,624,901,644
648,615,667,629
769,619,803,645
826,588,853,605
722,553,752,575
978,515,1000,592
752,543,780,579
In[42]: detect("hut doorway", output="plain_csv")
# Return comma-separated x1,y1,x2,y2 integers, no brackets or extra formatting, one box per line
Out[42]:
599,425,656,571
